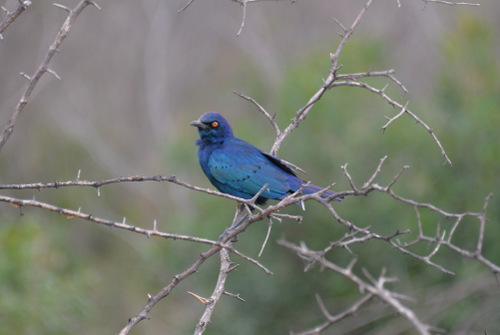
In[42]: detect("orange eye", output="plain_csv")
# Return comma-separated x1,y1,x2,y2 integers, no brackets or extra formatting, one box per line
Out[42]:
211,121,219,128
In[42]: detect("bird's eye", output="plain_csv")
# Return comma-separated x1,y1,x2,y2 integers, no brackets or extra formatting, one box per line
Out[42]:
211,121,219,128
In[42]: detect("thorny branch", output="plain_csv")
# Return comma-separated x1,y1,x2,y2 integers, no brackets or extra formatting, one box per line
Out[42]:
1,154,495,334
0,0,100,152
291,293,375,335
278,239,437,335
0,0,31,39
232,0,452,165
0,0,490,334
330,78,452,165
268,0,375,155
194,248,235,335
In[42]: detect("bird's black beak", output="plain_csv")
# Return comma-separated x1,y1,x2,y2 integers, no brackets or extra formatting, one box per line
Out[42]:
190,119,209,130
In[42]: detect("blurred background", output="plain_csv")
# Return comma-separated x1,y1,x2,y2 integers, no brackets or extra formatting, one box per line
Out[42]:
0,0,499,334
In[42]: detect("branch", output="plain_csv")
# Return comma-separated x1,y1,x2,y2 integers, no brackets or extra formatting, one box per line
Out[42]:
119,243,224,335
270,0,375,155
233,91,280,138
337,162,498,275
225,0,451,166
178,0,291,35
0,193,220,246
0,0,100,152
194,248,234,334
0,174,262,204
331,79,452,165
422,0,479,6
0,0,32,39
292,293,375,335
278,238,434,334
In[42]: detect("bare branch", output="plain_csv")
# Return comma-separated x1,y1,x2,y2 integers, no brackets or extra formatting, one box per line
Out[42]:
278,238,434,334
0,0,99,152
234,91,280,138
119,244,224,335
422,0,479,6
177,0,196,12
381,101,409,132
331,79,452,165
236,0,247,36
293,293,375,335
0,174,262,204
223,291,246,302
0,0,31,39
0,193,220,246
258,216,274,257
194,248,232,334
361,155,388,188
270,0,375,155
329,0,374,68
227,247,273,275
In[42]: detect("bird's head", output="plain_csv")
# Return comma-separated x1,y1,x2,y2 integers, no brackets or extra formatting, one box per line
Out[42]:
190,112,234,144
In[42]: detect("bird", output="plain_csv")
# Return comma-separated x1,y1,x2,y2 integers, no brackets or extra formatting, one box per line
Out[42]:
190,112,342,206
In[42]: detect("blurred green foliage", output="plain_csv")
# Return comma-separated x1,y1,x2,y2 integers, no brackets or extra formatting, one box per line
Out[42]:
0,219,94,335
0,8,499,335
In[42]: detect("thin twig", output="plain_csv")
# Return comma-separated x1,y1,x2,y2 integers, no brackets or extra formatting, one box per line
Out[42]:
0,0,31,39
236,0,247,36
331,79,452,165
234,91,281,138
293,293,375,334
278,238,433,334
0,0,100,151
422,0,479,6
270,0,375,155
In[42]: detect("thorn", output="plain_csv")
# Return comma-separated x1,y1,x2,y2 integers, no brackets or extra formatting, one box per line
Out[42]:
0,33,3,40
187,291,209,305
76,169,81,181
19,72,31,81
122,217,126,224
153,219,157,231
96,186,100,197
1,6,8,14
53,3,71,12
88,1,101,10
300,200,305,211
332,16,347,32
46,68,61,80
147,293,152,301
21,1,32,8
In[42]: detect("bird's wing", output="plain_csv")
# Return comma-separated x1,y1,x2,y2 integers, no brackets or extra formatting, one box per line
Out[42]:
208,140,292,199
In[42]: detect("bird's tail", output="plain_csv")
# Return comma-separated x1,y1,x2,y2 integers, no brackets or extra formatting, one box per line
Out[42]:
301,183,343,202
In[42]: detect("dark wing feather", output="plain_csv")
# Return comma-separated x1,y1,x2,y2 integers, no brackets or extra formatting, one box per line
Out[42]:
207,139,293,200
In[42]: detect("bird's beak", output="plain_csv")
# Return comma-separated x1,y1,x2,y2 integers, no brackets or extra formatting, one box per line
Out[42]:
190,119,209,130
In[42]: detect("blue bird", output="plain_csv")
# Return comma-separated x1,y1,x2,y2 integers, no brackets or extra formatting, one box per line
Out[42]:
191,112,342,205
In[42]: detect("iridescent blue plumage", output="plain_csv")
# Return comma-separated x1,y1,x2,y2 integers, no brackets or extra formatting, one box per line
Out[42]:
191,112,341,205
